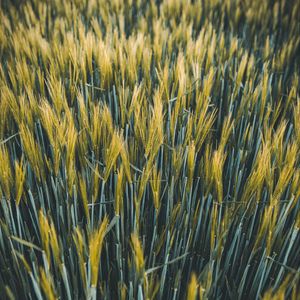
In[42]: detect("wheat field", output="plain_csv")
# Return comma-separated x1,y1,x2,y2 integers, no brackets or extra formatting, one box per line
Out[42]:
0,0,299,299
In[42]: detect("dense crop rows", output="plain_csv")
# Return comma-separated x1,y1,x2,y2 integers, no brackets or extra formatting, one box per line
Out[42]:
0,0,299,299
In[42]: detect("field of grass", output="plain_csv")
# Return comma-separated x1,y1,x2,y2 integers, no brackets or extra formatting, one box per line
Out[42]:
0,0,299,299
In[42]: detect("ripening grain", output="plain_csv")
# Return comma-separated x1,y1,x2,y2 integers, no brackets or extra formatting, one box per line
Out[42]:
0,0,299,299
